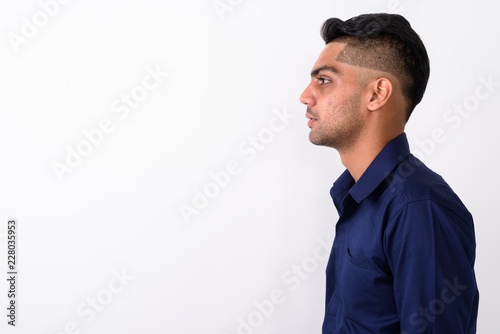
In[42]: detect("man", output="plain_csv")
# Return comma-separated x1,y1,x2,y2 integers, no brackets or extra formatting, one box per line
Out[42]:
300,14,479,333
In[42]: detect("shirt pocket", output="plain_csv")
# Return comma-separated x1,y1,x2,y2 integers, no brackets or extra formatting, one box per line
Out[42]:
346,247,368,269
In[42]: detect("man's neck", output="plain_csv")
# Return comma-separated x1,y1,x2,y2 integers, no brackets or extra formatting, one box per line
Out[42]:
338,132,403,182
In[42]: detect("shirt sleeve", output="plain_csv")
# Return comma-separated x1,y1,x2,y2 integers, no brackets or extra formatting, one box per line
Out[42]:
384,199,479,334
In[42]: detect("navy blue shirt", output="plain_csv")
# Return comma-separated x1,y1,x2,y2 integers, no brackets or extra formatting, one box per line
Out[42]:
323,133,479,334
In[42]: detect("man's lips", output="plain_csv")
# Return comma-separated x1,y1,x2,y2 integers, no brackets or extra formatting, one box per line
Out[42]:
306,112,317,127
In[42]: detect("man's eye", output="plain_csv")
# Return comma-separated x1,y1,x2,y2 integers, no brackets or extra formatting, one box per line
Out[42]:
318,77,330,85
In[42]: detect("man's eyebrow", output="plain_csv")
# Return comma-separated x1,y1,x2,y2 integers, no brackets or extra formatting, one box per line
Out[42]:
310,65,339,77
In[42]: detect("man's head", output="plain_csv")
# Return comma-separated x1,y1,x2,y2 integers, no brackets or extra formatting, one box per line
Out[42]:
300,13,429,150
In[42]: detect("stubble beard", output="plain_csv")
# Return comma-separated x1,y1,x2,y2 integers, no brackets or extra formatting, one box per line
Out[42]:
308,91,364,151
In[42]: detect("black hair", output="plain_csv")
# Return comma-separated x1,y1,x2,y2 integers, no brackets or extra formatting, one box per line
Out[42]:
321,13,430,121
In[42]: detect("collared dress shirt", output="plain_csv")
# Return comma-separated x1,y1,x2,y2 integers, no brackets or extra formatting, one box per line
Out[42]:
322,133,479,334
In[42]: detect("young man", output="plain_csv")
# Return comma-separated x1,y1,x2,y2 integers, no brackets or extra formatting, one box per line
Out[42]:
300,14,479,333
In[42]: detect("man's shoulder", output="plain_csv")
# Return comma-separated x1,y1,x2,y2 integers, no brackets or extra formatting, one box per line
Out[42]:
383,154,472,223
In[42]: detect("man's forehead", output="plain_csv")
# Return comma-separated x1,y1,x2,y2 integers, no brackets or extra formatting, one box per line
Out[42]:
321,41,347,57
311,42,348,75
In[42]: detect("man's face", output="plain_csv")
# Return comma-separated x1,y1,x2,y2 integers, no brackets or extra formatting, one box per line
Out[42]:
300,41,366,150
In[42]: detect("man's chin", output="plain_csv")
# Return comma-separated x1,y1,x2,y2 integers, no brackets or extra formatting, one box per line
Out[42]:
309,132,339,149
309,133,325,146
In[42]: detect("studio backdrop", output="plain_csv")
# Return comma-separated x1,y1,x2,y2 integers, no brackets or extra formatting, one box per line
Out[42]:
0,0,498,333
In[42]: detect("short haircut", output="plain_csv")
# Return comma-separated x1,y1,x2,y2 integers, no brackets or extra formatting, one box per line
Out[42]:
321,13,430,121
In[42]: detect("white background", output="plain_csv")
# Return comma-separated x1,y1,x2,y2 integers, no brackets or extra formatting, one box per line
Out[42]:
0,0,499,333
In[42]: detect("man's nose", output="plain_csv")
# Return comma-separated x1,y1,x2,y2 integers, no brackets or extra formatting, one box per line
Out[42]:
300,83,315,106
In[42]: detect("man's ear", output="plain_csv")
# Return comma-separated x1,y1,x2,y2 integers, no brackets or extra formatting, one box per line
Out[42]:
367,77,393,111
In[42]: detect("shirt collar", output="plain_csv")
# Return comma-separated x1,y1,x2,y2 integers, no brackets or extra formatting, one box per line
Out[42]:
331,133,411,207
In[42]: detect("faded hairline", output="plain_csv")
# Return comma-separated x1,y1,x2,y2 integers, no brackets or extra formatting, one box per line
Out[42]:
332,36,412,115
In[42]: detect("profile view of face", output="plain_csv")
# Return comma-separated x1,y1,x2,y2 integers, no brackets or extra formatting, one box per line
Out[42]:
300,42,366,150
